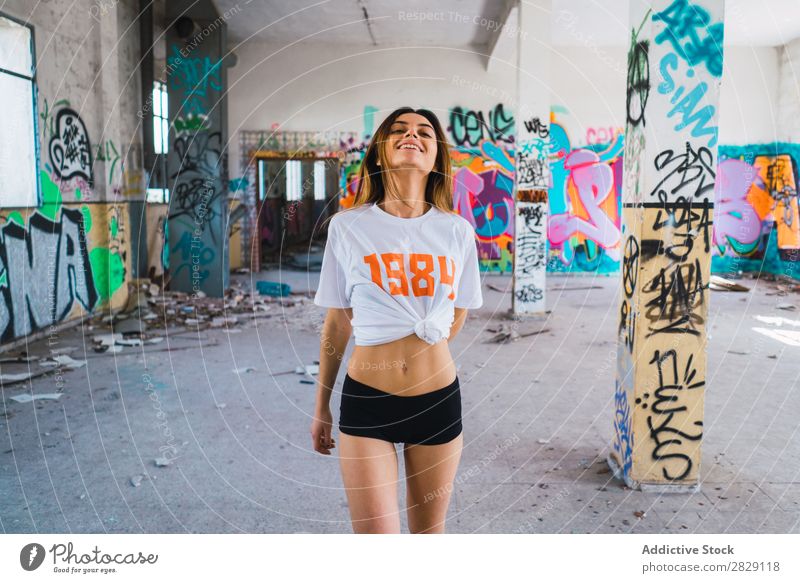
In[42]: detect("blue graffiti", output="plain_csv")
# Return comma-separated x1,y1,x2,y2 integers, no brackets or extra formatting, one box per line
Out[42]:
657,52,719,147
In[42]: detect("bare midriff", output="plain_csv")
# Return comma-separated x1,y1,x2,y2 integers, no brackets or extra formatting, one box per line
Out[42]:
347,333,457,396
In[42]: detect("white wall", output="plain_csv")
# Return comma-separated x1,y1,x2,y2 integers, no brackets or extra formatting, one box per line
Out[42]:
778,38,800,142
227,41,519,176
719,46,781,145
226,37,786,177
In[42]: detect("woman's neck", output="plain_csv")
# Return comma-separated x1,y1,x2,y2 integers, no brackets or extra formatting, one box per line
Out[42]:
381,170,429,218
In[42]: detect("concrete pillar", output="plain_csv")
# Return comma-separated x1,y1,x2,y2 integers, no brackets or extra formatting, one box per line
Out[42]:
166,1,230,297
512,0,551,315
609,0,725,491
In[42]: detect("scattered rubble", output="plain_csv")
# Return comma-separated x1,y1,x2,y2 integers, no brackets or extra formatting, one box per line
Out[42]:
9,393,63,404
709,275,750,292
154,457,172,467
79,279,318,355
484,323,550,343
295,364,319,375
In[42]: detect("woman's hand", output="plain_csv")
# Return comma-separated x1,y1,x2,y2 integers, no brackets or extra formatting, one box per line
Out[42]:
311,406,336,455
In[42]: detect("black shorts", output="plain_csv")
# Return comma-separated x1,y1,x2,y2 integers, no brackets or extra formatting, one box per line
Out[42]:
338,373,463,445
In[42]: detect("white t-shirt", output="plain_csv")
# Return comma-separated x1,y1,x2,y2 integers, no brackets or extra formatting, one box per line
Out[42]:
313,202,483,346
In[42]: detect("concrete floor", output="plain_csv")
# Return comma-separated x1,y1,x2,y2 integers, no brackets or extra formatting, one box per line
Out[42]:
1,271,799,534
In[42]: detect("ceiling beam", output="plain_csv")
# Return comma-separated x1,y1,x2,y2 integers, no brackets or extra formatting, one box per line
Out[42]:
486,0,518,70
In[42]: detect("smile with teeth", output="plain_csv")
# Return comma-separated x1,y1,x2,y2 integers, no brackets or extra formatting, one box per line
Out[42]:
399,143,422,152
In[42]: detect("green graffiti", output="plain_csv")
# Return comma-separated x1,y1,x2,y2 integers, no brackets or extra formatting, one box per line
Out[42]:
75,187,82,200
81,206,93,233
89,248,126,302
110,215,119,238
39,170,62,220
6,212,25,226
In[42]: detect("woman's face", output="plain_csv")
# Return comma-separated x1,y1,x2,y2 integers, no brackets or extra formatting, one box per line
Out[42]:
383,112,438,174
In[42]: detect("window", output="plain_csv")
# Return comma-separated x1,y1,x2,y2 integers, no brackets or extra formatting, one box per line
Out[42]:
0,14,39,207
313,160,326,201
286,160,302,202
152,80,168,154
258,159,265,200
146,80,169,203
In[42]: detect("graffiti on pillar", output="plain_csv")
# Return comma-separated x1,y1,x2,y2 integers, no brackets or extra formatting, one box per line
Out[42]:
626,39,650,128
653,0,723,148
517,139,548,190
452,139,516,273
48,107,94,187
547,120,624,273
612,0,722,485
613,343,635,479
642,349,705,481
447,104,515,147
653,0,724,77
650,143,716,204
656,54,720,148
522,117,550,139
167,44,222,116
169,132,223,228
513,198,547,310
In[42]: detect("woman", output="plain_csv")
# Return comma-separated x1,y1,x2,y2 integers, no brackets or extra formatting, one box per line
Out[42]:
310,107,483,534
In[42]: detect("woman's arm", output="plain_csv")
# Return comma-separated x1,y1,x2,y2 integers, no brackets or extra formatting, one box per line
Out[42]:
449,307,468,341
311,307,352,454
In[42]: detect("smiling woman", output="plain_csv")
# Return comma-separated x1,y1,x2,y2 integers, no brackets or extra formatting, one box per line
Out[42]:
310,107,483,534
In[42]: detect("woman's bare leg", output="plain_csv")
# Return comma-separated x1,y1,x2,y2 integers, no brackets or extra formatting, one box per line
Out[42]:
339,433,401,533
403,433,463,534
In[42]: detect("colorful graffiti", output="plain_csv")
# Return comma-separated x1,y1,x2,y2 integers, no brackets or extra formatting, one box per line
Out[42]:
166,44,222,116
451,139,516,273
547,121,624,273
448,104,515,147
712,144,800,278
1,171,129,342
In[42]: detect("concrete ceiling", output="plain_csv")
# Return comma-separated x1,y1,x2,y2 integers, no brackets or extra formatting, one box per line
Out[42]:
213,0,800,48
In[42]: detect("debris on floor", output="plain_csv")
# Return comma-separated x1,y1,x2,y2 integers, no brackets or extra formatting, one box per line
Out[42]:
0,370,48,385
154,456,172,467
256,281,291,297
38,355,86,370
484,323,550,343
130,474,146,487
709,275,750,292
295,364,319,375
76,279,318,355
9,393,63,404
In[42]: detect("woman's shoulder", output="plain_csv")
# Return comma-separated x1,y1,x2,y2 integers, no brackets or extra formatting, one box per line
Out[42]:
436,207,475,237
329,204,372,229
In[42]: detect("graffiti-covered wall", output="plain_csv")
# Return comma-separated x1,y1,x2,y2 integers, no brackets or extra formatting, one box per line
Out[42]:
449,104,517,273
0,0,143,344
713,143,800,279
0,176,130,343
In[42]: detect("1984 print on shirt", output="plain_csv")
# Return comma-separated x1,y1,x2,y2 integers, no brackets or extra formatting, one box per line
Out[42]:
313,203,483,346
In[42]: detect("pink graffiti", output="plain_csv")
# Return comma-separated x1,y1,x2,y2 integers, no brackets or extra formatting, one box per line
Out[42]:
549,149,621,261
714,158,761,248
585,126,623,146
453,167,483,227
